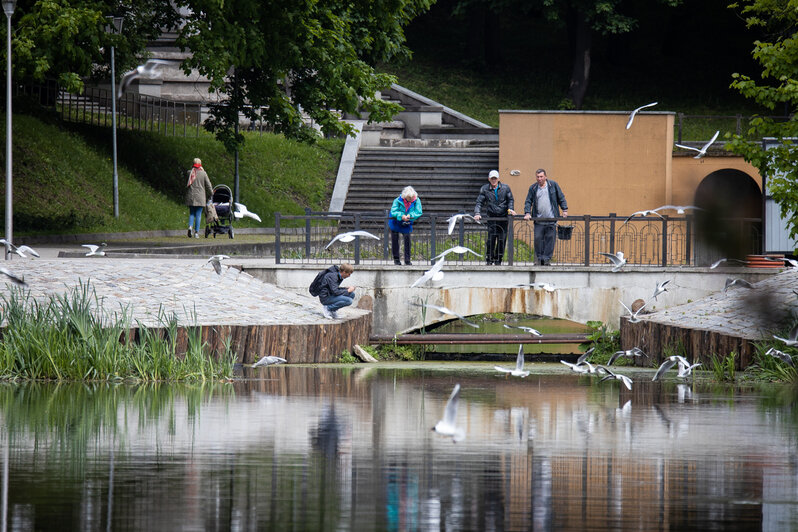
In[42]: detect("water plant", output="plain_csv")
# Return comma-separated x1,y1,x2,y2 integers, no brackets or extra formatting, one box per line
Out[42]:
338,350,358,364
710,352,737,382
748,338,798,383
582,320,620,365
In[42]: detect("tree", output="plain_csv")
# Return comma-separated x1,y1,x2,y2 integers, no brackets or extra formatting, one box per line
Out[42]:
725,0,798,243
175,0,434,150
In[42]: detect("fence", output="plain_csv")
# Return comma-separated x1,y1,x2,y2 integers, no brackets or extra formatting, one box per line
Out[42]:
274,211,762,267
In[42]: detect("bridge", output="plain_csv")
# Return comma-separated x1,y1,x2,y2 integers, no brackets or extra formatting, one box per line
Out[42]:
241,263,777,336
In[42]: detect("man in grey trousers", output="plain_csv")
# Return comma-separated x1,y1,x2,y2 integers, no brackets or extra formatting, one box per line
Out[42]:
523,169,568,265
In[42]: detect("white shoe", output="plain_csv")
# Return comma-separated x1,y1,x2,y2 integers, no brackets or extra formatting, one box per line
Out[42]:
194,233,200,238
321,307,333,319
330,310,339,319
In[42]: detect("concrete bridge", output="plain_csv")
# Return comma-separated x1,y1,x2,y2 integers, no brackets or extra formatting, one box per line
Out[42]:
242,264,777,336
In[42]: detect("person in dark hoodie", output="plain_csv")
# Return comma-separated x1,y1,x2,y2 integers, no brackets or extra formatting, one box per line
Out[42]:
316,263,355,319
474,170,516,265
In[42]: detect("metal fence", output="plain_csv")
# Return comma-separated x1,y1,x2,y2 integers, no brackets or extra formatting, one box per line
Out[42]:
274,211,762,267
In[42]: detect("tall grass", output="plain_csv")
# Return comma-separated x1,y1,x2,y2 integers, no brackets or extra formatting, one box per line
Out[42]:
0,282,237,381
710,352,737,382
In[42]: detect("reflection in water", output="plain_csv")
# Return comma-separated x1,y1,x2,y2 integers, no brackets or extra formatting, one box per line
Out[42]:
1,368,798,530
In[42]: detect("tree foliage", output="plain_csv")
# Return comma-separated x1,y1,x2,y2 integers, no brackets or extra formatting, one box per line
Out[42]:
175,0,434,150
726,0,798,244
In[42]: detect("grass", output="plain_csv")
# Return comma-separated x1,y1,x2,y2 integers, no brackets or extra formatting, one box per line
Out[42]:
0,282,237,381
710,352,737,382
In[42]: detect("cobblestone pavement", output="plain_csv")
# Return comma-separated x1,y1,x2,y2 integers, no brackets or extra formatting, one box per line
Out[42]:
638,269,798,339
0,256,366,327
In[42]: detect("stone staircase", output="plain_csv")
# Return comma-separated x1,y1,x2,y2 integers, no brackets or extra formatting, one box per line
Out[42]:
342,146,498,214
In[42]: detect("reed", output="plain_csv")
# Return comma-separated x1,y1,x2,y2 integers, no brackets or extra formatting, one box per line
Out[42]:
0,283,236,382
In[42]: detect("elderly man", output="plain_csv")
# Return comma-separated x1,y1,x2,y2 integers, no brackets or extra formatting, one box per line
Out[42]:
524,168,568,265
475,170,516,265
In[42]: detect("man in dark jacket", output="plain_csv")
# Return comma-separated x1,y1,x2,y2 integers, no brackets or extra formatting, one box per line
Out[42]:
474,170,516,265
317,263,355,319
524,169,568,265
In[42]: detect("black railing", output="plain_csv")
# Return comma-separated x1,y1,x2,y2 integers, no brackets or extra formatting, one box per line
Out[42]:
274,211,762,267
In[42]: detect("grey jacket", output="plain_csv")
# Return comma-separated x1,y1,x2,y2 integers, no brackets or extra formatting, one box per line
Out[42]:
475,182,514,217
185,168,213,207
524,179,568,219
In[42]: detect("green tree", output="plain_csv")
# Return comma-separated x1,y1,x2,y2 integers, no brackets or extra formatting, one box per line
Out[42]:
726,0,798,244
175,0,434,150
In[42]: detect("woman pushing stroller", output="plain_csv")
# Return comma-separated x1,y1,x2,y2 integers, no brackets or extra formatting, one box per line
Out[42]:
185,157,213,238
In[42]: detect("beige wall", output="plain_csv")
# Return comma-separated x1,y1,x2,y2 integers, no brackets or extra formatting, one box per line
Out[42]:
498,110,761,216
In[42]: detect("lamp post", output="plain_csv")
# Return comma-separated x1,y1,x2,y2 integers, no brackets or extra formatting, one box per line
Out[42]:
2,0,15,260
106,16,123,219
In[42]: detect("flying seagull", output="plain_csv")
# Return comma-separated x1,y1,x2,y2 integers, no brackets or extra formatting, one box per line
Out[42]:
251,355,287,368
773,322,798,347
433,245,482,261
652,279,672,300
674,130,720,159
494,344,530,378
766,347,795,367
446,214,481,235
560,359,592,374
82,243,107,257
410,258,446,288
621,209,664,227
626,102,658,129
0,239,39,258
652,357,678,381
324,230,380,250
598,365,633,390
653,205,703,215
411,301,479,328
724,277,754,292
677,360,702,377
576,347,595,365
619,299,647,323
0,267,26,286
118,59,171,99
608,347,647,366
432,383,466,442
233,202,262,222
503,323,542,336
709,258,747,269
599,251,626,272
207,254,231,275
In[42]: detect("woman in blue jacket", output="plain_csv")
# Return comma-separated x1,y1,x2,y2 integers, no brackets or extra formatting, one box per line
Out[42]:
389,186,423,265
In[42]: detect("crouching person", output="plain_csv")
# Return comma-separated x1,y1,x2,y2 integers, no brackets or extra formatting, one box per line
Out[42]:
314,263,356,320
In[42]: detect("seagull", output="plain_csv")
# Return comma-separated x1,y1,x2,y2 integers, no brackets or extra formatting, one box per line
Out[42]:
674,130,720,159
515,281,556,292
233,202,262,222
433,245,482,261
410,258,446,288
432,383,466,442
652,279,672,300
560,359,591,374
626,102,658,129
652,357,678,381
766,347,795,367
251,355,287,368
0,239,39,258
608,347,647,366
576,347,595,365
709,258,746,269
724,278,754,292
619,299,647,323
324,230,380,250
652,205,703,215
598,366,633,390
0,267,26,286
446,214,481,235
206,254,231,275
621,209,664,227
763,256,798,268
599,251,626,272
82,243,107,256
118,59,171,99
410,301,479,328
494,344,530,377
503,323,542,336
677,360,702,377
773,323,798,347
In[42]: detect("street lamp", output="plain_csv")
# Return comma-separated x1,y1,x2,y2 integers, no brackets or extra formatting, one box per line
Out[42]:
2,0,15,260
105,15,123,219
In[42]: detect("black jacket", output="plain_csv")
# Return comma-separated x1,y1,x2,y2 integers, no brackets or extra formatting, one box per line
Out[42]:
524,179,568,219
318,266,348,301
475,182,514,217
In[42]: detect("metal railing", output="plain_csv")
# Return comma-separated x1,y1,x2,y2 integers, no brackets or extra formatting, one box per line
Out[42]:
274,211,762,267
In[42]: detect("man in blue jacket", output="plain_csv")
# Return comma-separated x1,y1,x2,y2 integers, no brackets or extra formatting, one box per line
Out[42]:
318,263,356,319
474,170,516,265
524,169,568,265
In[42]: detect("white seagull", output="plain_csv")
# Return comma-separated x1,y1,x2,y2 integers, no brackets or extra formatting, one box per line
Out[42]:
653,205,703,215
432,383,466,442
446,214,481,235
410,258,446,288
207,254,231,275
599,251,626,272
709,258,746,269
626,102,658,129
608,347,647,366
503,323,542,336
621,209,664,226
724,277,754,292
619,299,647,323
411,301,479,328
598,366,633,390
560,359,592,374
652,279,672,300
677,360,702,377
494,344,530,378
233,202,262,222
0,267,26,286
773,323,798,347
324,230,380,250
766,347,795,367
82,243,107,256
251,355,287,368
118,59,171,99
674,130,720,159
0,239,39,258
433,245,482,261
652,357,678,381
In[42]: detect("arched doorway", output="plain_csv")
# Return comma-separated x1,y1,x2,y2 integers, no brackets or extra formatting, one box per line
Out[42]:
693,169,761,266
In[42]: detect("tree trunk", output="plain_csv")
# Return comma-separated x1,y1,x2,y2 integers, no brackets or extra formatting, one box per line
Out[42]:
567,10,592,109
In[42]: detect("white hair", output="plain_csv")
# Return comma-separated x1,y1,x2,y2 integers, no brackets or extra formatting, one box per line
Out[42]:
401,186,417,200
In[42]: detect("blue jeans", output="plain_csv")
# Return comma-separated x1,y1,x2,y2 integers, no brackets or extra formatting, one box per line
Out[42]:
188,206,204,233
321,293,355,312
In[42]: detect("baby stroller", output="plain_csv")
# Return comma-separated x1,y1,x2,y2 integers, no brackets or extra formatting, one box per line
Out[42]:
205,184,235,239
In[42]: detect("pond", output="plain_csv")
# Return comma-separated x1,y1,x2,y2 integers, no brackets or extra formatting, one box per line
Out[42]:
2,364,797,531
